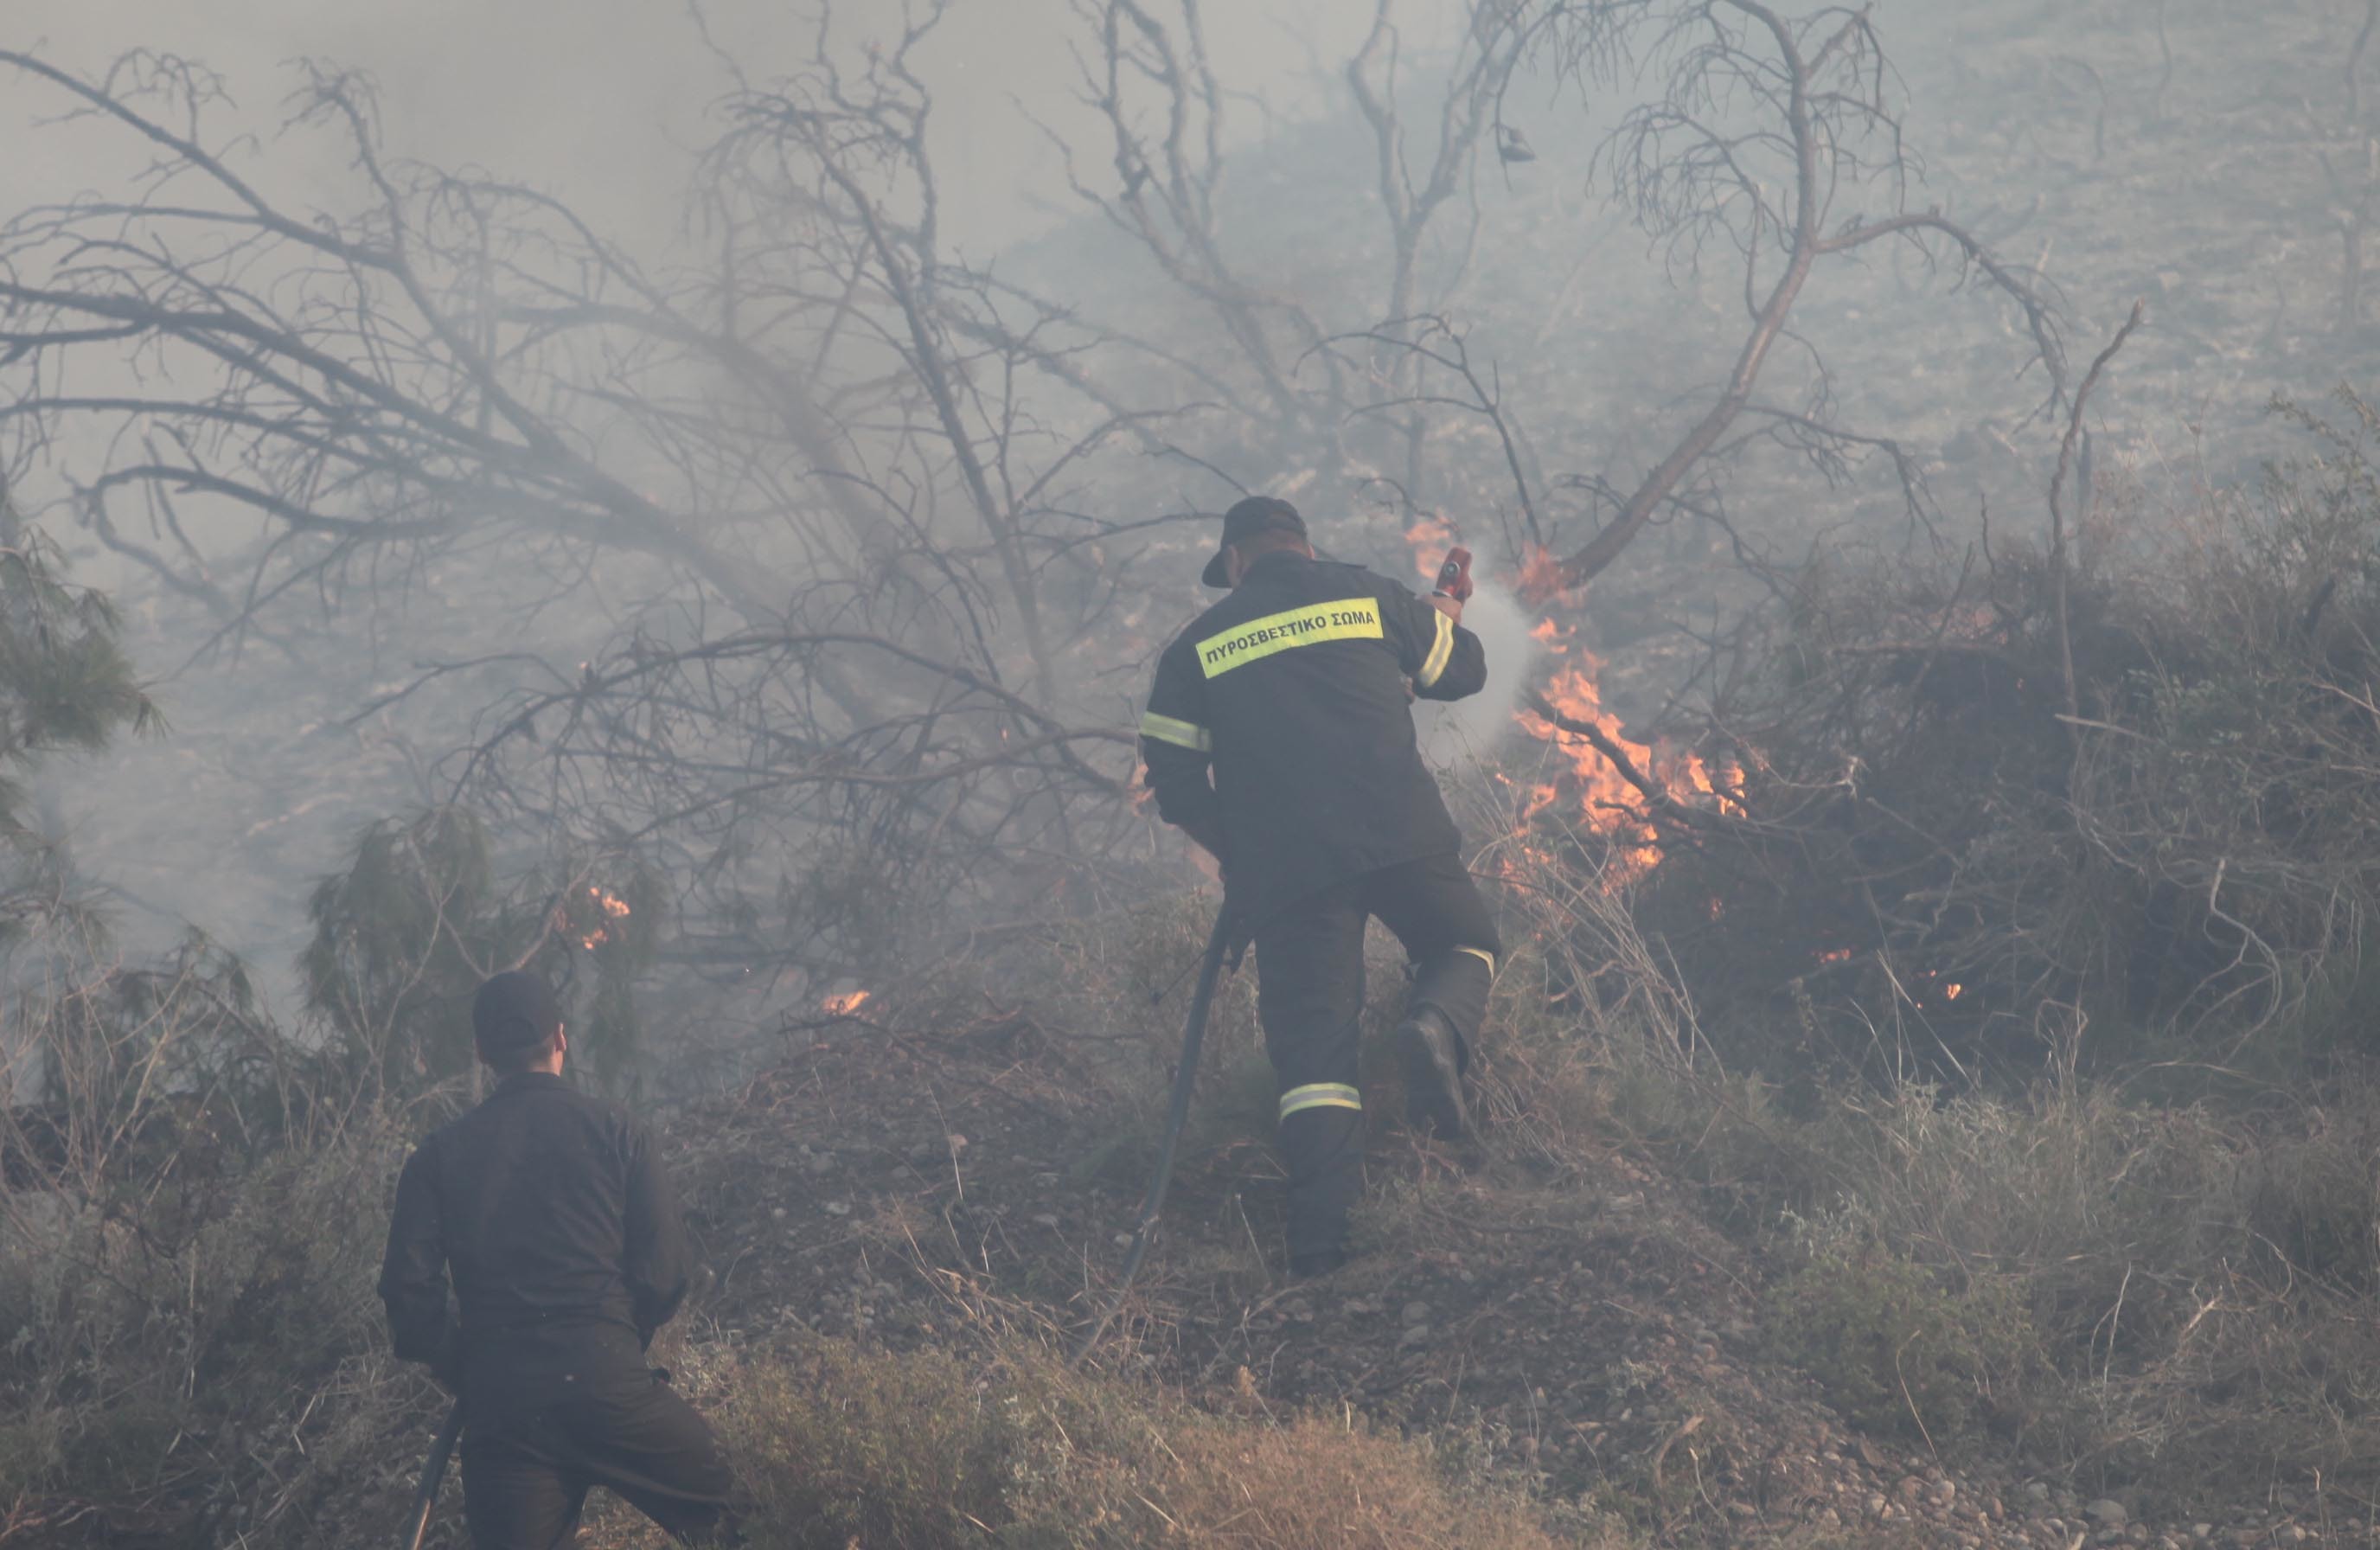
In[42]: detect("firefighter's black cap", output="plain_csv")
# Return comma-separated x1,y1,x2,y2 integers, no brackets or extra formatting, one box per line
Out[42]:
1202,496,1309,589
473,970,561,1065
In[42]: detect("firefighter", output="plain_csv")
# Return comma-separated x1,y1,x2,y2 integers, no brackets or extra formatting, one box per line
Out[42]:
378,971,739,1547
1138,496,1500,1278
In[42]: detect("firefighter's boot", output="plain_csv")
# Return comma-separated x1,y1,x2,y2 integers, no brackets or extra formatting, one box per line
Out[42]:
1398,1006,1472,1139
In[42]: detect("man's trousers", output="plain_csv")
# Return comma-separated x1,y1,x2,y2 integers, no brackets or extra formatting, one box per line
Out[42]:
1250,850,1500,1261
461,1372,737,1548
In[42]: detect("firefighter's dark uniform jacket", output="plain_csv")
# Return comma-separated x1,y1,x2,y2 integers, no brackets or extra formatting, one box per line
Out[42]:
379,1072,736,1546
1137,550,1487,921
1139,549,1499,1265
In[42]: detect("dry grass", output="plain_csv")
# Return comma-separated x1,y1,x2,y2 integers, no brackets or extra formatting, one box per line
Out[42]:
724,1336,1596,1550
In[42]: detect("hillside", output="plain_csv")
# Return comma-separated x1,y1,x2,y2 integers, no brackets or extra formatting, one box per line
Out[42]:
14,0,2380,1547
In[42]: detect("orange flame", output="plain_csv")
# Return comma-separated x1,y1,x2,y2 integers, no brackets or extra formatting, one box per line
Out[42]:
1392,524,1737,888
559,884,633,951
1514,545,1570,605
822,990,872,1015
1943,983,1964,1001
1512,655,1736,883
1404,516,1456,582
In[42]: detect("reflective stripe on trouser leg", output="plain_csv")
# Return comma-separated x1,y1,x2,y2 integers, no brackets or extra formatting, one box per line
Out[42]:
1278,1082,1361,1120
1254,886,1370,1262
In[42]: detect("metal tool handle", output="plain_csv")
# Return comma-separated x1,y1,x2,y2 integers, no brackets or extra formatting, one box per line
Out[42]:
400,1398,466,1550
1069,904,1233,1365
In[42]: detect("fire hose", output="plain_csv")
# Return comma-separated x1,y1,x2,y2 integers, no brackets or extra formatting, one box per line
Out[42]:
399,1398,464,1550
1069,904,1234,1366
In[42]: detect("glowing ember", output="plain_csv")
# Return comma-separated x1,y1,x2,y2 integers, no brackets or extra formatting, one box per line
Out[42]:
822,990,872,1015
559,884,633,951
1943,983,1964,1001
1818,948,1852,964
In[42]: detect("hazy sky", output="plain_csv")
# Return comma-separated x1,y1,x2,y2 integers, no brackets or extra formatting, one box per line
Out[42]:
14,0,1389,253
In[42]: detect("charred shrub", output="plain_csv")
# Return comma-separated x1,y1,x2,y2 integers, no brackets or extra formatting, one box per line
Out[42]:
1637,396,2380,1081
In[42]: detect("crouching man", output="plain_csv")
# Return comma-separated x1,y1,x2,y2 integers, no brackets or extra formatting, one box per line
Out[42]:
1139,496,1500,1279
379,970,739,1547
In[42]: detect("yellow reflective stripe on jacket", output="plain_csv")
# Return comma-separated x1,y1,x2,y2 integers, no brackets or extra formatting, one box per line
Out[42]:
1417,607,1455,688
1197,599,1384,679
1138,711,1212,753
1278,1082,1362,1121
1456,945,1496,977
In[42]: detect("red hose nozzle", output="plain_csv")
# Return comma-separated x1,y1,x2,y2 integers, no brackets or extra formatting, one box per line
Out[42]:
1433,545,1474,603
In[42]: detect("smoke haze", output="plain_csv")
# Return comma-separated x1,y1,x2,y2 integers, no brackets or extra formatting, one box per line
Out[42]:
5,0,2376,1033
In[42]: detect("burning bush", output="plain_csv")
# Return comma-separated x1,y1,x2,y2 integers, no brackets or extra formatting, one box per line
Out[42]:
1566,396,2380,1080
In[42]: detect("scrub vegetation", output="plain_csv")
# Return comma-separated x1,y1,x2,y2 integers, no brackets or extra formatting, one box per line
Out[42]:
11,0,2380,1546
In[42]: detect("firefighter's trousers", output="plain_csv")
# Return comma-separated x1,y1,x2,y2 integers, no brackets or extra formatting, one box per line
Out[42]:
461,1368,738,1547
1251,850,1500,1262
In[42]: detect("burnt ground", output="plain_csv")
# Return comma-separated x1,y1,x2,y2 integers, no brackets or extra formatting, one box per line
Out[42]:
627,1020,2355,1550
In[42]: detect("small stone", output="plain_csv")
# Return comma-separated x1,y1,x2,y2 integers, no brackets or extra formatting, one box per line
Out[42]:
2026,1483,2052,1503
807,1153,835,1175
822,1200,851,1216
770,1206,787,1220
1031,1214,1060,1228
2088,1502,2130,1530
2190,1527,2212,1543
1398,1323,1430,1348
1402,1301,1431,1325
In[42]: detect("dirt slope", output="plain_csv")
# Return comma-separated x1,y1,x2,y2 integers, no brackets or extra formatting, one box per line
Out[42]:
640,1025,2338,1550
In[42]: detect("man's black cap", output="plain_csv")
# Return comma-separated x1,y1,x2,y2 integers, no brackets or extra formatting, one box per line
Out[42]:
1202,496,1309,589
473,970,561,1064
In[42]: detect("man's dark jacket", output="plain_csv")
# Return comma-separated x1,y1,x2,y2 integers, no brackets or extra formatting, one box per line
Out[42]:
378,1072,691,1419
1138,549,1488,926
